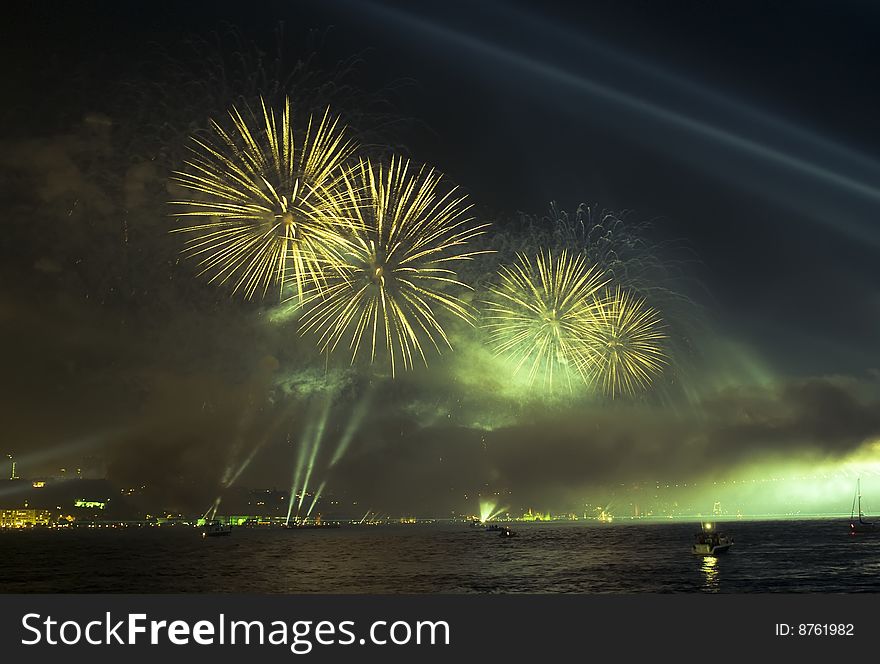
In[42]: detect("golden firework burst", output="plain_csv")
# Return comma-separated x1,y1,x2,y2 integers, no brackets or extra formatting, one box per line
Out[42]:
170,97,356,300
581,286,667,397
299,156,488,375
483,250,608,391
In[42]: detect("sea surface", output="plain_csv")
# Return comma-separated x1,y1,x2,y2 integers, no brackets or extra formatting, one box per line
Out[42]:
2,519,879,593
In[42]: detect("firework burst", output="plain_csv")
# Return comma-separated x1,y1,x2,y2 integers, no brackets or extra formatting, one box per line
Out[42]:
483,251,608,391
170,97,356,300
581,286,667,397
299,156,488,375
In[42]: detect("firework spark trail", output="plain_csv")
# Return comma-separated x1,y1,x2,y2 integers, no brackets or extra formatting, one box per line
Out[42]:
582,285,667,397
170,97,358,301
483,250,608,391
300,156,489,376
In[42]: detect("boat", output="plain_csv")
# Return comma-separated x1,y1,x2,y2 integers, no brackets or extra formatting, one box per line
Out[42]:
499,526,517,538
484,524,503,532
202,520,232,538
691,522,733,555
850,479,874,535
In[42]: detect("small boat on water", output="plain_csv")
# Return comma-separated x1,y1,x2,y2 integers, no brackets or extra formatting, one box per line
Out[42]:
692,522,733,555
202,520,232,538
499,526,517,538
484,524,503,532
850,479,874,535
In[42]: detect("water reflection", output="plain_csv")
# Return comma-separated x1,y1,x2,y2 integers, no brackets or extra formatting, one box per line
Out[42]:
701,555,720,591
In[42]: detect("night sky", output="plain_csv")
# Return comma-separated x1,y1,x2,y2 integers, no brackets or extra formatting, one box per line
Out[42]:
2,1,879,515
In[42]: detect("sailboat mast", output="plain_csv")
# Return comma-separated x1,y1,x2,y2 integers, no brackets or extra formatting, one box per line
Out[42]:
858,478,862,517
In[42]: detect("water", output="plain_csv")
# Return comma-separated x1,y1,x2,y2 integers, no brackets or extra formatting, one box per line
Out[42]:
2,519,879,593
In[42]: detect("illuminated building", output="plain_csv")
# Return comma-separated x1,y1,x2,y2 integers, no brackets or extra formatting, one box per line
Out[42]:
0,509,53,528
598,510,614,523
74,499,106,510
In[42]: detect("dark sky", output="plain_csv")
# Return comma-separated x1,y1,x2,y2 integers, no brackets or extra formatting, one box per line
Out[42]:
2,1,879,513
6,0,880,371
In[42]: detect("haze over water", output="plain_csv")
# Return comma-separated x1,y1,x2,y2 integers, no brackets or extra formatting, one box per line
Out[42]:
3,520,878,593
